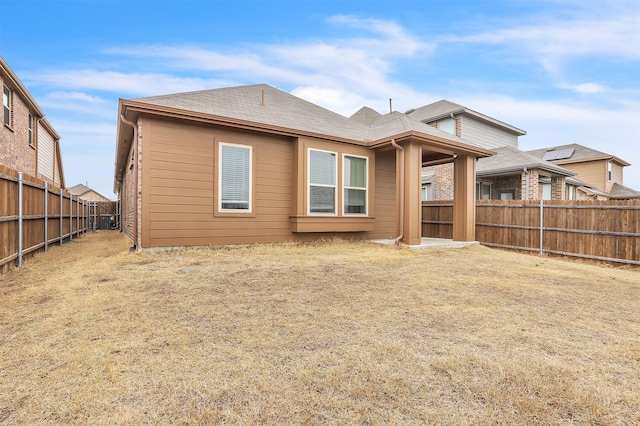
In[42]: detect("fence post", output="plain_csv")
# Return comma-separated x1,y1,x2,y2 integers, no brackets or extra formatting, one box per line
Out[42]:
17,172,23,268
93,202,97,231
60,188,63,245
44,181,48,252
69,194,73,241
539,199,544,254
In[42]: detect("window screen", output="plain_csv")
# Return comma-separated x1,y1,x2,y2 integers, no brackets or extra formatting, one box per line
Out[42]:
220,143,251,211
344,155,367,214
309,149,336,214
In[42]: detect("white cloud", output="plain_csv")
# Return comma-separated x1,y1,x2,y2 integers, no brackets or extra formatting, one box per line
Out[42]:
556,82,606,94
23,69,230,97
448,16,640,60
46,91,107,103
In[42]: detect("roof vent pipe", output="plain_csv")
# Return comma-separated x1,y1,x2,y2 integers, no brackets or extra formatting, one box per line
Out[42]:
260,89,265,107
389,98,392,113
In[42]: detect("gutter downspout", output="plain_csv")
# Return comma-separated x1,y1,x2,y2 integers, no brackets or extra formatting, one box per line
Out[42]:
391,139,404,246
120,113,138,251
524,167,529,200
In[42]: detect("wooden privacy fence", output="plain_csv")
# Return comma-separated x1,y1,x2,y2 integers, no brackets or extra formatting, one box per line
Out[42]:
1,165,96,272
422,199,640,265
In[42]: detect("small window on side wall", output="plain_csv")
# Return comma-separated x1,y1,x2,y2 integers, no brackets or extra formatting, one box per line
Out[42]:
608,161,612,182
3,86,11,126
476,183,491,200
219,142,252,212
343,154,367,215
28,114,34,146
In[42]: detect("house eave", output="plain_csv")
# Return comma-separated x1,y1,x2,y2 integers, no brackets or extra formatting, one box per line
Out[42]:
477,164,575,178
369,131,495,158
554,155,631,167
421,107,526,136
0,56,45,118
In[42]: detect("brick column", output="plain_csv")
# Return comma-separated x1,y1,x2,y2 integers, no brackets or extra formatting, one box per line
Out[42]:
551,176,566,200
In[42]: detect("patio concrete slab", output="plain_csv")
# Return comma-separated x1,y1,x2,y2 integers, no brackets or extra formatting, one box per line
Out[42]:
370,237,480,249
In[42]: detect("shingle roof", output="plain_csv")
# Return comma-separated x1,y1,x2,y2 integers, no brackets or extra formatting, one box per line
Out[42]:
477,146,575,177
67,183,91,196
526,143,631,166
133,84,476,147
608,182,640,199
350,106,382,126
406,99,526,136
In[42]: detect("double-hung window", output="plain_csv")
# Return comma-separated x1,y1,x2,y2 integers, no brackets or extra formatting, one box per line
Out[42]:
3,86,11,126
308,149,337,214
28,114,34,146
343,154,367,215
219,142,252,212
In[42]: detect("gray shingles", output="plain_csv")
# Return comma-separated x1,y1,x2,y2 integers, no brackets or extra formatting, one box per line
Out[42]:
133,84,481,148
477,146,574,176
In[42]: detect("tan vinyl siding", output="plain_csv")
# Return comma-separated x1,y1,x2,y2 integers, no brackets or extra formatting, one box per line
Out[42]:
461,115,518,149
37,121,54,181
559,160,607,192
611,162,624,187
53,153,62,188
368,149,396,239
141,118,295,247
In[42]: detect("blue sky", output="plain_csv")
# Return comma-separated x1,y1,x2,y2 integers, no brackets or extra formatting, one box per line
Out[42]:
1,0,639,198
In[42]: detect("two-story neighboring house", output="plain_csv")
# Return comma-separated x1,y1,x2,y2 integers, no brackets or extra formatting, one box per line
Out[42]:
1,55,65,188
407,100,576,200
526,144,640,200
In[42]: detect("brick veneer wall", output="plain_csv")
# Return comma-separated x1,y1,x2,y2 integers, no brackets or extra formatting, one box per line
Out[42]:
0,76,37,175
551,176,566,200
521,169,540,200
423,162,454,200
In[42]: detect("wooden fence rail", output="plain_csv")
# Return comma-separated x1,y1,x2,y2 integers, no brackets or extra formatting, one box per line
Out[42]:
422,199,640,265
0,165,118,272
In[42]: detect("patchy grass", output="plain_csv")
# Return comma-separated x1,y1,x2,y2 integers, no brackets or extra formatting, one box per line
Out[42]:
1,231,639,425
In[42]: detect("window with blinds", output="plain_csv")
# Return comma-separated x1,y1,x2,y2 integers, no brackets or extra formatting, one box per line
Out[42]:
308,149,337,214
343,154,367,215
219,142,252,211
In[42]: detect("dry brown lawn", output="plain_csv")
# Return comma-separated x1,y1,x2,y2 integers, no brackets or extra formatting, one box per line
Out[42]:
1,231,639,425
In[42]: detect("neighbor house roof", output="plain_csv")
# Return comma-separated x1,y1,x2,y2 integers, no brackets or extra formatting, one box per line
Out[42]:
526,143,631,166
476,146,575,177
608,183,640,199
405,99,527,136
67,183,110,200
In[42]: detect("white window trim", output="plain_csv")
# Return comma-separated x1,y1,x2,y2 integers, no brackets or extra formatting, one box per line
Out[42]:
476,182,491,200
218,142,252,213
342,153,368,216
3,86,11,127
308,148,337,216
607,161,612,182
28,113,34,147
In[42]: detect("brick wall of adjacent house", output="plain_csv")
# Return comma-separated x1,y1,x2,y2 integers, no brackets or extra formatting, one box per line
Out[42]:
521,169,540,200
485,175,522,199
551,177,566,200
423,162,454,200
121,122,138,245
0,77,37,175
